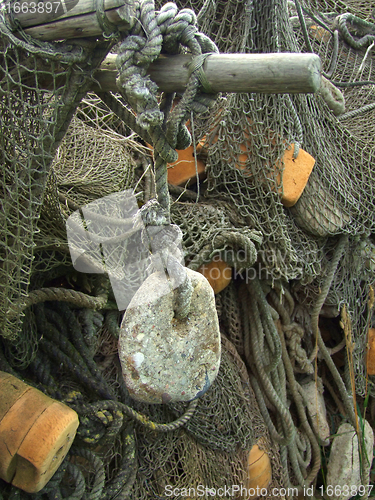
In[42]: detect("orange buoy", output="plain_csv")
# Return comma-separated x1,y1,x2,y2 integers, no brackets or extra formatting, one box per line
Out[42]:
273,143,316,207
146,141,206,187
167,144,206,186
197,256,232,294
0,372,79,493
366,328,375,375
199,114,315,207
246,442,272,499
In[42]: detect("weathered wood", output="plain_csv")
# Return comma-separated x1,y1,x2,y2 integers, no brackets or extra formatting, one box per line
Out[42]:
95,53,322,94
1,0,134,40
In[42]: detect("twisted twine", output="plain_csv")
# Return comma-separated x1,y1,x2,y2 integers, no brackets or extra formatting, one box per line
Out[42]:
242,277,326,493
116,0,218,213
114,0,219,317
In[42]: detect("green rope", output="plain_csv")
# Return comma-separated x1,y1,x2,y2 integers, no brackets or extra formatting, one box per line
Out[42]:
187,52,215,93
294,0,313,53
245,283,295,446
0,16,87,63
62,461,85,500
310,235,358,429
95,0,119,39
70,447,106,499
74,398,199,433
13,287,108,313
339,101,375,120
36,303,199,432
278,323,321,489
101,426,137,500
323,30,339,79
333,80,375,87
96,91,152,145
337,13,375,49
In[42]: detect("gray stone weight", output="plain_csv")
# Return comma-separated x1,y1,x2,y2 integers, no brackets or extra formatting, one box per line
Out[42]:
326,421,373,500
118,268,221,404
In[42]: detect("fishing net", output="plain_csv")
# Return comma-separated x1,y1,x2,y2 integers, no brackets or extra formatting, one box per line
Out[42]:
0,21,114,342
0,301,285,500
166,0,375,397
2,0,375,498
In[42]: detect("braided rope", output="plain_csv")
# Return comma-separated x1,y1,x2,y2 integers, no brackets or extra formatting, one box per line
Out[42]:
337,13,375,50
188,229,262,270
242,278,327,491
94,0,118,38
70,448,106,499
115,0,218,213
244,281,295,446
113,1,220,317
75,398,199,433
277,322,322,487
339,101,375,120
11,287,108,314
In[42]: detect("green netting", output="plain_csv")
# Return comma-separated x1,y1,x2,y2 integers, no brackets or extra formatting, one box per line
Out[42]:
0,22,113,341
164,0,375,401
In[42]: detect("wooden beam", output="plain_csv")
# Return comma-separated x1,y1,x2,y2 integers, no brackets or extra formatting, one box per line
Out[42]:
96,53,322,94
1,0,135,40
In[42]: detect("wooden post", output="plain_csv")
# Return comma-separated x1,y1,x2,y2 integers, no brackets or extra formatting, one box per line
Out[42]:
5,51,321,95
96,53,322,94
1,0,135,40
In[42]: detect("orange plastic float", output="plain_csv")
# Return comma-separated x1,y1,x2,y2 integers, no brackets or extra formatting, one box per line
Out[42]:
246,441,272,499
197,255,232,294
0,371,79,493
167,143,206,186
199,130,315,207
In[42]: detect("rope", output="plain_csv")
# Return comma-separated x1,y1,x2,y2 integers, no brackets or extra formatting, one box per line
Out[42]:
242,277,327,493
96,92,152,145
338,101,375,120
294,0,313,53
76,398,199,433
187,52,216,93
70,447,106,499
0,15,87,63
319,75,345,116
334,80,375,87
101,426,137,500
188,229,262,270
309,235,359,438
269,290,313,374
35,302,199,432
12,287,108,314
115,0,218,212
285,96,303,158
277,323,321,488
94,0,118,38
243,280,295,446
323,30,339,79
337,13,375,50
113,0,219,317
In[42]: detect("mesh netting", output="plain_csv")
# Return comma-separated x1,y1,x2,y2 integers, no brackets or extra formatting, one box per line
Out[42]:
162,0,375,399
0,23,113,341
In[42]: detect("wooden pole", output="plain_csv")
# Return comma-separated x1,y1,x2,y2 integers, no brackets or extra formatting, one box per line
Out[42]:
1,0,135,40
96,53,322,94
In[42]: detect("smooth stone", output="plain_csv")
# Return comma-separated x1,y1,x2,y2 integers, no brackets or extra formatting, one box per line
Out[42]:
301,379,330,445
118,268,221,403
326,421,373,500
